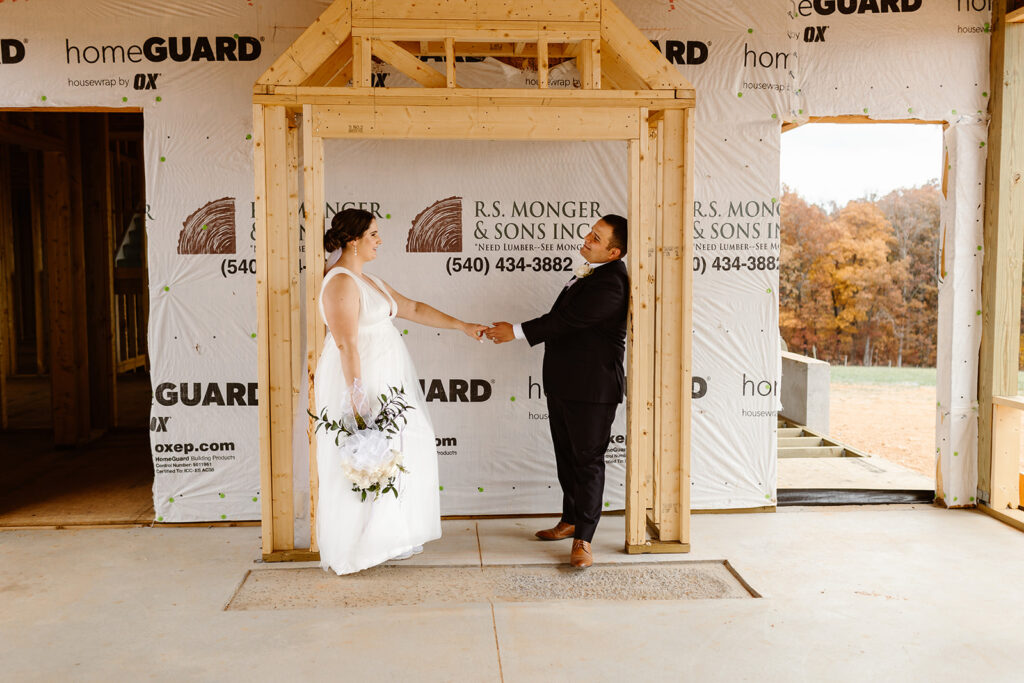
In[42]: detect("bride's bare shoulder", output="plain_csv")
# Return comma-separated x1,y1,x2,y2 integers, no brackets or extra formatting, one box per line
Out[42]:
323,268,359,296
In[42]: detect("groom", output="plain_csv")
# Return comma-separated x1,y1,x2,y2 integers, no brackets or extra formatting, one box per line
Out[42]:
485,214,629,569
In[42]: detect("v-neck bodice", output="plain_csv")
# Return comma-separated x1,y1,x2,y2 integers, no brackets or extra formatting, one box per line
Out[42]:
319,267,398,329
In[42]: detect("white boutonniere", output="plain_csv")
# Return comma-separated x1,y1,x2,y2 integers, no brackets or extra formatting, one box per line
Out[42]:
574,263,594,278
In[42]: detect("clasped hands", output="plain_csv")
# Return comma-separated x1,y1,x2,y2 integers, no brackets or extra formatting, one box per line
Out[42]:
458,321,515,344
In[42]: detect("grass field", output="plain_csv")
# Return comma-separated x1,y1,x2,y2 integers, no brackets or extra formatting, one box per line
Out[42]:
830,365,1024,391
829,366,937,386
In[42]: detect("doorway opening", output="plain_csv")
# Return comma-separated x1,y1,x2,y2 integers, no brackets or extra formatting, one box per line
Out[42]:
777,120,943,504
0,111,153,527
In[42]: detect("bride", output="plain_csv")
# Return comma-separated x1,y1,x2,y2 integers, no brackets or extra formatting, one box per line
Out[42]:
314,208,486,575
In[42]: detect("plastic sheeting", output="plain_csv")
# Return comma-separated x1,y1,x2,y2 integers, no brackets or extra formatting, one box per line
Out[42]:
0,0,991,523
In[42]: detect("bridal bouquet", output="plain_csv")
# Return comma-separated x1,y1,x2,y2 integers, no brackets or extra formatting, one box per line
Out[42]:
309,384,414,501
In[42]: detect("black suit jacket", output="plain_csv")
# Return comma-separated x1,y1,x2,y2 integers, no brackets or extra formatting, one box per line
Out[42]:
521,259,628,404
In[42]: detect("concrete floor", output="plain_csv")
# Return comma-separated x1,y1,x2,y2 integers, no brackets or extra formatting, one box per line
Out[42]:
1,506,1023,682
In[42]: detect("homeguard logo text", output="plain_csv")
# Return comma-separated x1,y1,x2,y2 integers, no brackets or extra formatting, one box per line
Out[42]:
649,40,709,66
1,39,26,65
65,36,261,64
792,0,922,16
419,379,492,403
155,382,258,406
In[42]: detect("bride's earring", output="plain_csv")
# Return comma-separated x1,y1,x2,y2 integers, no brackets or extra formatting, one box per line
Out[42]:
354,244,358,257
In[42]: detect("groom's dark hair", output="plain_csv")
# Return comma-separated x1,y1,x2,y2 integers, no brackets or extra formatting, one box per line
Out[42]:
601,214,628,258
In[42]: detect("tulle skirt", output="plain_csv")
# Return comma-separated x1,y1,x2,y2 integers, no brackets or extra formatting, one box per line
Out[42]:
314,320,441,575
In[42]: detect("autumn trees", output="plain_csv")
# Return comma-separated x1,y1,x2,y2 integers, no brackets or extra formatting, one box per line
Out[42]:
779,182,942,367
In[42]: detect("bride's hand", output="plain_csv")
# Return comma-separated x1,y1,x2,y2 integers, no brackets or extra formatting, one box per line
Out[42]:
460,322,488,341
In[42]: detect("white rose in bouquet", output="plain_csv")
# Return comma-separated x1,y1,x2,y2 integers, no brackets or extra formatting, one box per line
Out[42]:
339,429,406,501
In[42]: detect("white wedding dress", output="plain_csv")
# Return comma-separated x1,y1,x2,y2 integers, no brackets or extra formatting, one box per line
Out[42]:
315,266,441,575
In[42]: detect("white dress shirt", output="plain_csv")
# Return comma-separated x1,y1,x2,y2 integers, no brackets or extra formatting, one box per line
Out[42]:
512,260,611,340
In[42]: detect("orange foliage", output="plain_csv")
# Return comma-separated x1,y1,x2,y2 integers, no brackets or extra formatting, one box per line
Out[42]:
780,183,941,367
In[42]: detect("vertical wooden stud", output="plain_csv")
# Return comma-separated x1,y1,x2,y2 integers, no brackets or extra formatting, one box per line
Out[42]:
652,116,665,529
444,37,456,88
353,36,372,87
0,146,10,427
44,148,88,445
286,116,302,438
679,106,695,546
579,39,600,89
265,105,296,551
537,39,549,89
81,114,117,431
656,108,685,542
626,129,645,548
302,105,326,553
65,117,92,438
978,5,1024,500
29,154,47,376
253,104,276,555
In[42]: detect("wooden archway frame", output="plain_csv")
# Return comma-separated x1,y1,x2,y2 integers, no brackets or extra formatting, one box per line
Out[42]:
253,0,695,560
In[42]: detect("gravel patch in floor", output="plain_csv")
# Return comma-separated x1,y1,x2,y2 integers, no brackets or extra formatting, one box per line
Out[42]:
226,561,754,610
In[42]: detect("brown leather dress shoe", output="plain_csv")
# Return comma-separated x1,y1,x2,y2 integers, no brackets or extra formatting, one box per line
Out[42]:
535,521,575,541
570,539,593,569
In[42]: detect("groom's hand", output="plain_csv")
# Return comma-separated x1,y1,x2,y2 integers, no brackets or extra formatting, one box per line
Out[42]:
485,322,514,344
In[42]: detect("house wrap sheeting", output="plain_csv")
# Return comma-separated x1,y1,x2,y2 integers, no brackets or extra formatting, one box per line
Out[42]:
0,0,990,525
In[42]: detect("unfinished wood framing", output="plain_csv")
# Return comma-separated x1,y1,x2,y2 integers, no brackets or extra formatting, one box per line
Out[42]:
253,0,695,559
979,5,1024,503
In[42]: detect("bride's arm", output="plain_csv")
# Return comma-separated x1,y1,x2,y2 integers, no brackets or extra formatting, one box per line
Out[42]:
322,275,363,397
377,278,486,340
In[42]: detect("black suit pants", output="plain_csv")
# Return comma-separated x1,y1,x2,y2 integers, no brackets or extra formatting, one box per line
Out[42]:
547,395,617,543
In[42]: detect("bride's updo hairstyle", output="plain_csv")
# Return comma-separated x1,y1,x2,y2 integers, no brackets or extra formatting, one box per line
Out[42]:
324,208,375,252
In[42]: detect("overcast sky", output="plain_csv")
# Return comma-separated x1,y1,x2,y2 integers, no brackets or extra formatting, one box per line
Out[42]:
780,123,944,208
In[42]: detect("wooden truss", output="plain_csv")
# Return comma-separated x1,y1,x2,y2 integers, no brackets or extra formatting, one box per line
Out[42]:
253,0,696,560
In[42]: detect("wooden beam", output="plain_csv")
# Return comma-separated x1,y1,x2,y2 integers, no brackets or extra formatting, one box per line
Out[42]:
65,118,92,440
303,105,326,553
351,0,601,22
350,20,600,43
311,104,640,140
257,0,352,86
989,400,1022,511
0,146,11,427
397,40,571,58
372,39,447,88
978,5,1024,500
444,37,456,88
679,105,695,547
537,39,549,89
601,0,692,90
302,38,353,88
655,108,685,542
352,36,372,88
29,154,47,375
0,121,63,152
578,38,600,90
599,39,647,90
264,106,296,551
256,87,694,110
80,115,116,431
651,116,664,521
1008,5,1024,22
44,147,89,445
253,104,276,555
286,116,302,483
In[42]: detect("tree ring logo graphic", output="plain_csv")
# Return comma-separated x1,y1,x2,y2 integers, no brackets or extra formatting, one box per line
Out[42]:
406,196,462,253
178,197,236,255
